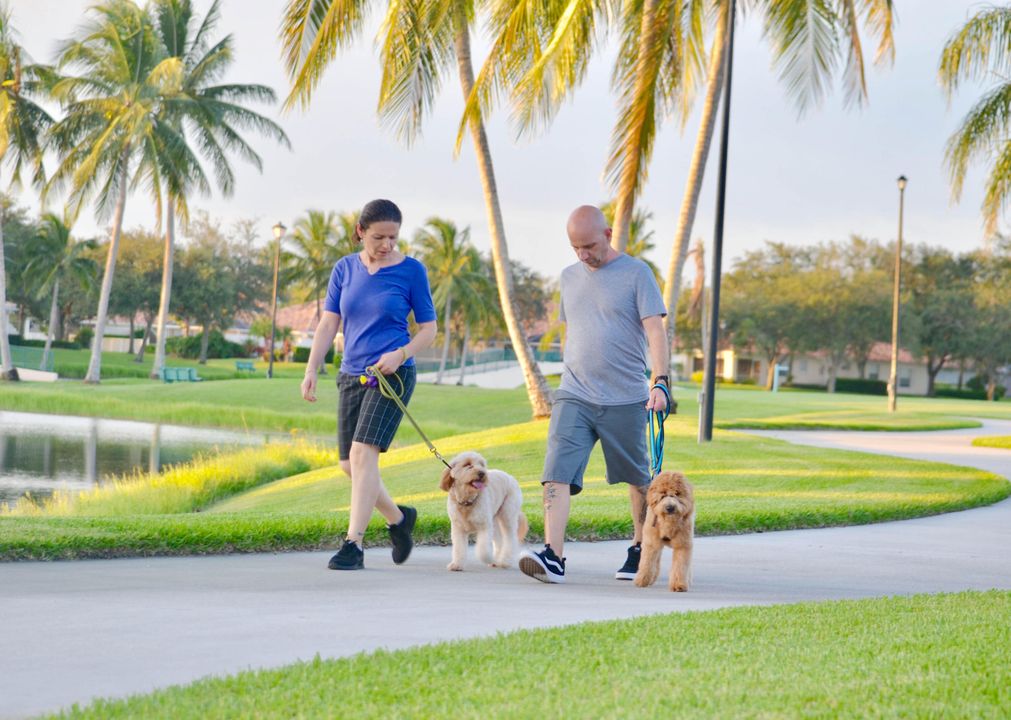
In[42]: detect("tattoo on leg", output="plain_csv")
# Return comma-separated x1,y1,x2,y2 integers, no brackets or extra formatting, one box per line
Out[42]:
634,485,648,525
544,484,557,512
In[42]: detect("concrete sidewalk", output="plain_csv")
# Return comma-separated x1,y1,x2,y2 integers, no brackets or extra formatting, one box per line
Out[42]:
2,421,1009,718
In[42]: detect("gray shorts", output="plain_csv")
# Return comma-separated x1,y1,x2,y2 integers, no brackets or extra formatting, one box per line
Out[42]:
542,396,650,495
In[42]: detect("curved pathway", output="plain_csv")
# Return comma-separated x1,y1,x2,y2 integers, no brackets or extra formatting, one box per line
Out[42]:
1,421,1008,718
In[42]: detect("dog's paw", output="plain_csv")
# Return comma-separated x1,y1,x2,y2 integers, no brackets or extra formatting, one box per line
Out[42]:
633,574,654,588
447,562,463,571
669,582,688,592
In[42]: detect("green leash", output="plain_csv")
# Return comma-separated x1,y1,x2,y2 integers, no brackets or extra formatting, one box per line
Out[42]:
365,365,452,469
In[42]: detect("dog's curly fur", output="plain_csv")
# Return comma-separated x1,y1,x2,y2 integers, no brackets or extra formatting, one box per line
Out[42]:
440,451,528,571
634,471,695,592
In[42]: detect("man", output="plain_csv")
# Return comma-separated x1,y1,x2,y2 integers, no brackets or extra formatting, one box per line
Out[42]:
519,205,670,584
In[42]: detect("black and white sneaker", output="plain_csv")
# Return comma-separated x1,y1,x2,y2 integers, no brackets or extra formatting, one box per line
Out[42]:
328,540,364,570
519,544,566,584
388,505,417,565
615,543,641,580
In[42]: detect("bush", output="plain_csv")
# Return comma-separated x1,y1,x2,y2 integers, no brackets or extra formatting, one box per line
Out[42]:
166,330,245,359
75,327,93,349
293,346,334,364
835,378,888,396
936,385,1007,401
785,383,826,392
8,335,82,350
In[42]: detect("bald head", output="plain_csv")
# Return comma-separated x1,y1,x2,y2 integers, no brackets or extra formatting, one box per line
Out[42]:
567,205,616,269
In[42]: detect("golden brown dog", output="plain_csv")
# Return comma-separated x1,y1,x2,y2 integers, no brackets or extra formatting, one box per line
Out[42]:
634,471,695,592
440,451,528,571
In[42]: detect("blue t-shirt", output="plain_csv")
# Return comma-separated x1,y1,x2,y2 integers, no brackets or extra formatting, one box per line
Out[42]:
324,254,437,375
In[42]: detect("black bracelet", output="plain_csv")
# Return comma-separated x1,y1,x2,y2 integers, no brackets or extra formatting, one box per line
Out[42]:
652,375,669,386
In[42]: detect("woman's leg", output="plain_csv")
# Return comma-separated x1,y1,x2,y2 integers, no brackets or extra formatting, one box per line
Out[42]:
346,442,402,542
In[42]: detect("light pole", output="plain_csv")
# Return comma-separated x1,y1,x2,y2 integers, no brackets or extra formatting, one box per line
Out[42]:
887,176,906,413
268,221,285,379
700,0,737,443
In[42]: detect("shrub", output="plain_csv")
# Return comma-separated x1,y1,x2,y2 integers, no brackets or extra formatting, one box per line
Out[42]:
166,330,245,359
75,327,93,349
9,335,81,350
835,378,888,396
936,385,1007,401
293,346,334,364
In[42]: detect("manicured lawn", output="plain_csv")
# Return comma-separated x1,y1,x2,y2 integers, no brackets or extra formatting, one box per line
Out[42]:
972,435,1011,450
49,590,1011,719
4,416,1006,560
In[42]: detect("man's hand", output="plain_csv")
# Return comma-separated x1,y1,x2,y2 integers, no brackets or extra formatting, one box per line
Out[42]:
646,385,668,412
301,371,317,402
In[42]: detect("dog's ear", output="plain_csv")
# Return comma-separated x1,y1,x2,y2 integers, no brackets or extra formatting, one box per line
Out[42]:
647,474,667,507
439,466,454,492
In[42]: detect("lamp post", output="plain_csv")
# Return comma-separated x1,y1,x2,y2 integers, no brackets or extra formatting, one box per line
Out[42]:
887,176,907,413
700,0,737,443
268,221,285,379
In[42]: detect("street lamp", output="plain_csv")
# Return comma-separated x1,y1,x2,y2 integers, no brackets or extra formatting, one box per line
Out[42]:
268,221,285,379
887,176,907,413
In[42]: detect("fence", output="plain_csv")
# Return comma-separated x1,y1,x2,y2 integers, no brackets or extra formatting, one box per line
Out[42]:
11,345,55,372
415,347,562,376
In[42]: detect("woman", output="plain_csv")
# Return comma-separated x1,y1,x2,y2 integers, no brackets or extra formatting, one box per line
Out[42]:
301,199,437,570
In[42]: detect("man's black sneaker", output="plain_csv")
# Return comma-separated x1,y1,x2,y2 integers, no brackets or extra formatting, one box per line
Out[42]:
388,505,417,564
518,544,566,584
615,543,641,580
328,540,364,570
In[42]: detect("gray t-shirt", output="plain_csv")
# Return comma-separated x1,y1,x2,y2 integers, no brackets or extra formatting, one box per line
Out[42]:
556,254,667,405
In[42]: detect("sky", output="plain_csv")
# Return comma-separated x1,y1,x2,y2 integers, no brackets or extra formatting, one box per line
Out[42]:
9,0,996,279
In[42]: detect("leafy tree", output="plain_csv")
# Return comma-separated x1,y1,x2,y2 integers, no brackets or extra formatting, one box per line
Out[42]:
0,3,52,379
284,209,353,322
602,200,660,282
280,0,553,417
22,213,97,369
108,228,162,358
965,241,1011,400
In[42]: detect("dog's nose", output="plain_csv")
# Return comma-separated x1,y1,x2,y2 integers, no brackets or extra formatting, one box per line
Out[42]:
664,503,678,514
476,471,486,480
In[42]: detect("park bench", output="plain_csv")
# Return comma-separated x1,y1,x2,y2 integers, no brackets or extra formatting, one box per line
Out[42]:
160,366,203,383
235,360,256,372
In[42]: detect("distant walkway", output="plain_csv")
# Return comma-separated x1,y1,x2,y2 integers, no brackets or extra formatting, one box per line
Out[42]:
1,422,1008,718
416,361,565,389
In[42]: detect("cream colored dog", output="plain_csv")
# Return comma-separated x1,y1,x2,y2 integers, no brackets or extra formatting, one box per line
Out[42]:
634,470,695,592
439,451,527,571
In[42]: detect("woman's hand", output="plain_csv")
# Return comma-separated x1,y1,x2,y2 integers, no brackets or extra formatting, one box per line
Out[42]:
301,371,318,402
373,347,407,375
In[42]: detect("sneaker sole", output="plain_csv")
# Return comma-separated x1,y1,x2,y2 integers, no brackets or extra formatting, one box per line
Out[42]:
519,555,565,584
614,571,636,580
328,562,364,570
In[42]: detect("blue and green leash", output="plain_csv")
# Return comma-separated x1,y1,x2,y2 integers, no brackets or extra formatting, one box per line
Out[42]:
648,382,672,479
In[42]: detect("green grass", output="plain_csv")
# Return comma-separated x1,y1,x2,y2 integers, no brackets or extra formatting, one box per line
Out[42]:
972,435,1011,450
4,416,1006,560
50,590,1011,719
46,347,313,381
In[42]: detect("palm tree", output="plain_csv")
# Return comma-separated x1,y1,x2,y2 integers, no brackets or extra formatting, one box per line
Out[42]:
45,0,187,384
413,218,489,384
280,0,553,417
0,2,52,380
23,213,97,370
286,209,344,322
149,0,290,380
939,5,1011,236
601,199,661,281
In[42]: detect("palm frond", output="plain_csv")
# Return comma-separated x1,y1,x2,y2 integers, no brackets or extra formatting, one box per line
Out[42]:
939,5,1011,98
762,0,838,114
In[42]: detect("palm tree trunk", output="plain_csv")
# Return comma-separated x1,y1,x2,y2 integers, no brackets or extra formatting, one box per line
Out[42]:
151,201,175,379
663,1,730,349
0,194,18,381
127,315,135,354
612,0,664,252
84,154,131,384
436,291,453,384
457,322,470,385
41,278,60,371
134,315,153,362
199,325,210,364
454,16,552,418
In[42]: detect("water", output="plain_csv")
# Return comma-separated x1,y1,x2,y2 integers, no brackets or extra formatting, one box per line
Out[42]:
0,411,274,508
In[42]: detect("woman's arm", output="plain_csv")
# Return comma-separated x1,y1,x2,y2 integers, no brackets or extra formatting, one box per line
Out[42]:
301,311,341,402
372,320,438,375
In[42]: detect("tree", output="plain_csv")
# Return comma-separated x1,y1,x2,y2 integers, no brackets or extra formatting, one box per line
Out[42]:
602,199,661,282
108,228,162,358
965,241,1011,400
22,213,97,369
0,3,53,379
939,5,1011,236
280,0,553,417
45,0,181,383
285,209,348,321
413,218,489,384
148,0,289,380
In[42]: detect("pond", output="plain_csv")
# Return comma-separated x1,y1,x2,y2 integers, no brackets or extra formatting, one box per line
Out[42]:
0,411,274,508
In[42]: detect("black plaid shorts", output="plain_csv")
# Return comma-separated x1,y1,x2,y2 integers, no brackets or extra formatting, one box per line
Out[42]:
337,365,417,460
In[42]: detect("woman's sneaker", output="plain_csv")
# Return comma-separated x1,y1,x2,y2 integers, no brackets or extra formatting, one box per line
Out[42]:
519,544,566,583
388,505,417,564
328,539,364,570
615,543,641,580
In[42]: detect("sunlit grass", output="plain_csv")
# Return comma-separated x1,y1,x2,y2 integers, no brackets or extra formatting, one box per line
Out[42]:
972,435,1011,449
49,591,1011,719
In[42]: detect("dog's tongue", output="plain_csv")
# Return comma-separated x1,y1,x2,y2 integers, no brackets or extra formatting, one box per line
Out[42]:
472,480,486,489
